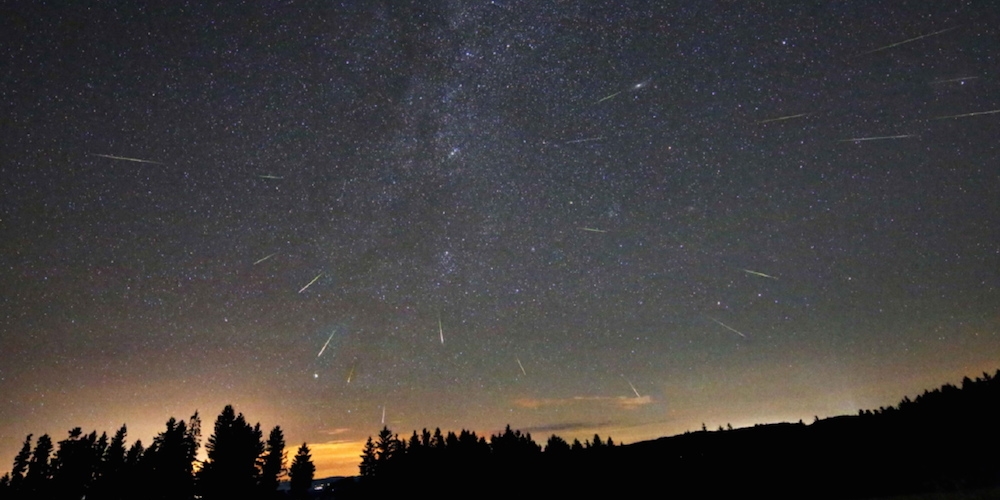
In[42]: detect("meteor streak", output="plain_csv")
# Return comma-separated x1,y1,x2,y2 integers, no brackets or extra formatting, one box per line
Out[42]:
596,91,622,104
708,317,747,338
253,253,276,265
298,272,323,293
317,331,334,358
837,134,915,143
258,174,284,179
743,269,778,280
622,375,641,398
930,76,978,85
439,316,444,345
932,109,1000,120
516,357,526,376
91,153,164,164
565,136,605,144
596,78,651,104
756,113,809,124
862,26,959,54
579,227,607,233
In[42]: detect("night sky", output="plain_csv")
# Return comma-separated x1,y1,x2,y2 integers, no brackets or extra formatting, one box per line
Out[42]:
2,1,999,477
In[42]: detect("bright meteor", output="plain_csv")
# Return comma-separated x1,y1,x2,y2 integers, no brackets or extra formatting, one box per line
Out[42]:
932,109,1000,120
756,113,809,124
298,272,323,294
862,26,959,54
254,253,276,265
317,332,335,358
622,375,641,398
838,134,915,143
708,317,747,338
91,153,164,165
743,269,778,280
439,316,444,345
565,136,605,144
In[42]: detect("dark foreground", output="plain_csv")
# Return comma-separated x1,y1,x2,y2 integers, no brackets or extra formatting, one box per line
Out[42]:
331,371,1000,500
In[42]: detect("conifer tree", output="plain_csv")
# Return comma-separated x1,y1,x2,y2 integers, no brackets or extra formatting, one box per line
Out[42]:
288,443,315,500
432,427,445,448
93,425,127,500
24,434,53,497
259,426,286,498
52,428,101,500
591,434,604,448
359,437,377,477
125,440,144,468
146,416,199,500
545,435,570,454
198,406,264,500
105,425,127,473
375,426,397,464
8,434,32,494
120,439,146,495
408,431,421,451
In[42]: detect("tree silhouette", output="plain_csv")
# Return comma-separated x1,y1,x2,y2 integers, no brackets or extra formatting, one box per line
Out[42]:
198,406,263,500
359,437,376,477
544,434,570,454
6,434,32,497
408,430,421,451
124,439,144,470
259,426,286,499
51,427,101,500
432,427,445,449
288,443,315,500
24,434,53,498
145,414,200,500
375,426,400,467
590,434,604,449
92,425,127,500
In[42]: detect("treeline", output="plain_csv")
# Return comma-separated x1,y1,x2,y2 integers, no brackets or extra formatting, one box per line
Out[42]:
0,405,315,500
349,369,1000,499
347,424,621,497
358,424,615,484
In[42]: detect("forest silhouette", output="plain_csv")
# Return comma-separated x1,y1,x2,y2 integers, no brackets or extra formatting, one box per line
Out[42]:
0,405,313,500
1,370,998,499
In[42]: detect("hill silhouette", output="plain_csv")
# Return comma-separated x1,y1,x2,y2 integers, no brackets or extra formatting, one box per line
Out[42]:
347,369,1000,499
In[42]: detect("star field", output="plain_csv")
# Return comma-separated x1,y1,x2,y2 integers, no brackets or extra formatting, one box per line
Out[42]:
2,1,998,476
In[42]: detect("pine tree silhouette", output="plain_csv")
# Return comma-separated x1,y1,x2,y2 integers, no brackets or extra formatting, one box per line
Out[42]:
52,427,101,500
198,406,263,500
92,425,127,500
259,426,286,499
7,434,32,497
288,443,315,500
544,435,570,454
145,414,199,500
24,434,53,498
359,437,376,477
